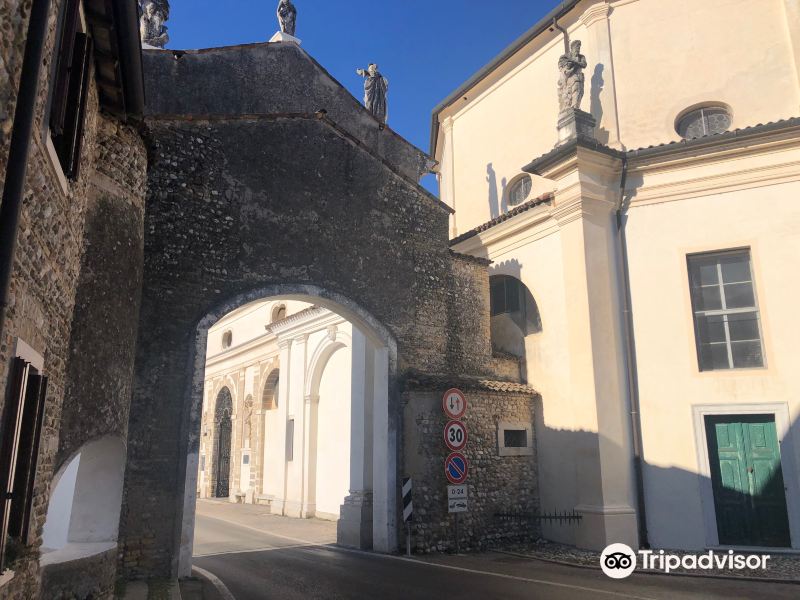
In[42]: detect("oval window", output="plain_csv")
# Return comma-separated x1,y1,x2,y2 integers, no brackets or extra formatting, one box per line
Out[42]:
676,105,732,140
508,175,532,207
221,330,233,349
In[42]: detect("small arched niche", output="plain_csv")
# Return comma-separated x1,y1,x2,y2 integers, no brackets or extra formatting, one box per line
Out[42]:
41,436,126,565
489,275,542,356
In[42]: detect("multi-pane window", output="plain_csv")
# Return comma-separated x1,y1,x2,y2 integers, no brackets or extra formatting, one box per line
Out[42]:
688,250,764,371
490,276,522,316
508,175,532,207
677,106,732,140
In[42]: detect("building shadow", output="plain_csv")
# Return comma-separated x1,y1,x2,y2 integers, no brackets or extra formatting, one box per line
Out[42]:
532,406,799,553
487,162,499,219
589,63,610,145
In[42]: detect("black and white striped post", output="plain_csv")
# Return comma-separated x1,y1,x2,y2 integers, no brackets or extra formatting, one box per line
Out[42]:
402,477,413,556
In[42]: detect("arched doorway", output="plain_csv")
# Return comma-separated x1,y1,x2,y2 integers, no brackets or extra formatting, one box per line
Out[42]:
212,388,233,498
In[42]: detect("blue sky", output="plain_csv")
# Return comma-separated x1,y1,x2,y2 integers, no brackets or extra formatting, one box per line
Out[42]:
166,1,561,193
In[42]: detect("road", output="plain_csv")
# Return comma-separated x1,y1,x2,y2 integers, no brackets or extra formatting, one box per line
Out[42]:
192,500,799,600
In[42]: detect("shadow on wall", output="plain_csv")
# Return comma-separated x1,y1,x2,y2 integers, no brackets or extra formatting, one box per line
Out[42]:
589,63,610,145
533,403,798,551
487,163,509,219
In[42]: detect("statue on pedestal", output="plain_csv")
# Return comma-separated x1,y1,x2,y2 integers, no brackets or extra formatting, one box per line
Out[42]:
558,39,587,113
139,0,169,48
356,64,388,124
277,0,297,37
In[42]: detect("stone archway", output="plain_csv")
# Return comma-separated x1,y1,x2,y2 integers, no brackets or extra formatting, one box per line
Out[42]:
120,43,494,582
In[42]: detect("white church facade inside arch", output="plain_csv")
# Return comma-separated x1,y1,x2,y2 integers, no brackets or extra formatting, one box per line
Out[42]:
197,299,381,536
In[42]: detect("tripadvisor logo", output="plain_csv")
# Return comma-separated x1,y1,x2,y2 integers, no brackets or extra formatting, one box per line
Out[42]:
600,544,772,579
600,543,637,579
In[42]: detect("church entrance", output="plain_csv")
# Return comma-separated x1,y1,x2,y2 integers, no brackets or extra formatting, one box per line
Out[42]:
213,388,233,498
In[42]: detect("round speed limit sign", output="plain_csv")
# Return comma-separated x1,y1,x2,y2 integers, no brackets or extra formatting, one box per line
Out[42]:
444,420,468,452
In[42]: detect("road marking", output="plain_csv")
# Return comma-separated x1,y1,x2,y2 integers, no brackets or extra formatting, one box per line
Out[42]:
192,565,237,600
195,543,322,558
195,512,658,599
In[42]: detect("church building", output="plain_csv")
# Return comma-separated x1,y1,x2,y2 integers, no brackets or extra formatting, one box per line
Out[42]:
433,0,800,552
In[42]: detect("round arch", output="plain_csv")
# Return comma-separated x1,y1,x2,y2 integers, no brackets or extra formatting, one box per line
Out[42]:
177,284,398,577
304,329,352,400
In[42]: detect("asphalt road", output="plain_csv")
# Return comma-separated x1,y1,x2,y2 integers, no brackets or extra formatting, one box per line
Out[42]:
192,501,799,600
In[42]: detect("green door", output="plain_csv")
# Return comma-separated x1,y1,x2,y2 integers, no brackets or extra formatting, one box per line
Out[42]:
705,415,791,547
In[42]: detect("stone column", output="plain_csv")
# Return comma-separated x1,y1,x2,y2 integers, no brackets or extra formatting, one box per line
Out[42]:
273,339,292,515
371,344,394,553
338,328,374,549
301,393,319,517
527,142,638,551
580,2,623,149
284,334,308,517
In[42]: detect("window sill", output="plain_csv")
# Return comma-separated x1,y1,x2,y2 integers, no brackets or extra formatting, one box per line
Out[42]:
0,569,14,588
39,541,117,567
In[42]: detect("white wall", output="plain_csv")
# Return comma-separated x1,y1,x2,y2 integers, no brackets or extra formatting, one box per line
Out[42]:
315,348,352,518
42,454,81,550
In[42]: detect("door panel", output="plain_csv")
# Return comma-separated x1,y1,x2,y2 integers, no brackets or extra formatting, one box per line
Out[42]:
705,414,790,547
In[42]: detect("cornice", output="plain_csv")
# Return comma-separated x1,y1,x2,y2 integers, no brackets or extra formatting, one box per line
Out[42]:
580,2,611,27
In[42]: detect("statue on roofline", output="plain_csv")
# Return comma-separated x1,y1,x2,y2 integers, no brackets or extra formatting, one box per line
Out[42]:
277,0,297,37
356,63,389,124
139,0,170,48
558,39,587,113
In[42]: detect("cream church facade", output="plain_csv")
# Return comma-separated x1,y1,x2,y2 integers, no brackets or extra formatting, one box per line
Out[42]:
433,0,800,552
197,300,358,523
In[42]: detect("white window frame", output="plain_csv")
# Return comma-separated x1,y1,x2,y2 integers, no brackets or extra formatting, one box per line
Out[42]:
497,421,533,457
688,249,765,371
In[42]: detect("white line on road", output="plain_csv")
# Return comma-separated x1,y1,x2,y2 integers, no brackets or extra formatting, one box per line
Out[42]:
192,565,237,600
195,542,323,558
195,512,657,600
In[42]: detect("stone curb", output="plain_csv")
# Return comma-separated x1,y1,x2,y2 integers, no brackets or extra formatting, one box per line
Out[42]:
492,550,800,586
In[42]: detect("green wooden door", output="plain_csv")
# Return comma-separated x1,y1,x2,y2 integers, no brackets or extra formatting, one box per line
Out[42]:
705,415,791,547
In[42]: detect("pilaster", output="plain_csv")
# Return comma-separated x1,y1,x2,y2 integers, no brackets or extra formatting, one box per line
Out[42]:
272,338,292,515
529,141,638,550
579,2,623,149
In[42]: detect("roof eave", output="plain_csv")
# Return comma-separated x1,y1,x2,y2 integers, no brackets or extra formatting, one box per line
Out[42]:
428,0,582,157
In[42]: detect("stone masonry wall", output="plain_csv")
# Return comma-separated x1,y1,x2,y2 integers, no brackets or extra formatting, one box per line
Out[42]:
402,382,540,553
0,3,147,597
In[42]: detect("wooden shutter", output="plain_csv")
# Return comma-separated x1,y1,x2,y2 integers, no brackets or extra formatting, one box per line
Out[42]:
54,32,92,179
49,0,82,135
0,358,29,568
8,372,47,543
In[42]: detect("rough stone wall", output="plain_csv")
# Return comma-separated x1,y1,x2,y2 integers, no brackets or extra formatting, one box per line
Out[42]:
402,383,539,552
57,117,147,466
0,0,31,175
0,3,147,598
142,44,430,182
39,547,117,600
0,6,104,596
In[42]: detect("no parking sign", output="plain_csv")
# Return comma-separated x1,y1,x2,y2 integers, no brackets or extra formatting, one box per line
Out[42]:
445,452,468,485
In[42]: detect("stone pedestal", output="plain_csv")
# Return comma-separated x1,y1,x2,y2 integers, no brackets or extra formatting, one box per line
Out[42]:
269,31,302,45
557,108,597,145
337,491,373,550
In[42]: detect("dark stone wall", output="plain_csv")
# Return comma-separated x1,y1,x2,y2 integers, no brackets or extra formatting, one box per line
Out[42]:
119,109,495,577
141,44,430,182
402,383,540,552
58,119,147,466
39,547,117,600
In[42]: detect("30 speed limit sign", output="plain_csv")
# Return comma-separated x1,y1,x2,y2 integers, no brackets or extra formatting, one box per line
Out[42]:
444,420,468,452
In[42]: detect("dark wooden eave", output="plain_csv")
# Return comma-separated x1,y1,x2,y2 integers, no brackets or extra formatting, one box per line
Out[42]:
84,0,145,120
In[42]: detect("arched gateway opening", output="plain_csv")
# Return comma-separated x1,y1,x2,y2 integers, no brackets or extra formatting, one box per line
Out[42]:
178,286,396,577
